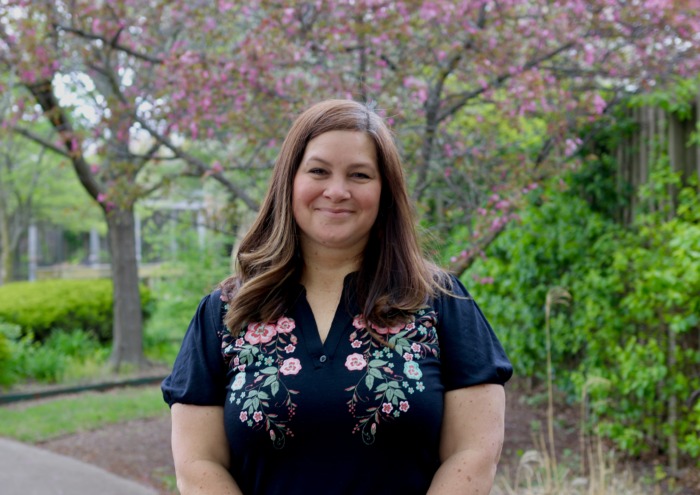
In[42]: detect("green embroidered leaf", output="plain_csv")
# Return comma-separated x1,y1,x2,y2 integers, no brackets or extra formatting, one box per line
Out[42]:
258,391,270,400
243,398,253,409
376,383,389,392
386,389,394,401
261,366,278,375
365,375,375,390
263,375,276,387
271,381,280,397
369,359,388,367
369,368,383,379
394,389,406,400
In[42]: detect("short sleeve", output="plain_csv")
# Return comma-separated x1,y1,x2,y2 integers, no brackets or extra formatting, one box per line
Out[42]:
161,290,228,407
436,275,513,390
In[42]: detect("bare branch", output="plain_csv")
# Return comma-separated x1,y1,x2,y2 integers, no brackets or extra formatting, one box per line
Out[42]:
133,115,260,211
11,126,71,159
22,79,102,202
53,23,164,64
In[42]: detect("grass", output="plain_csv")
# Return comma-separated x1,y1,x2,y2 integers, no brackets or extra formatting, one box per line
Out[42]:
0,385,168,443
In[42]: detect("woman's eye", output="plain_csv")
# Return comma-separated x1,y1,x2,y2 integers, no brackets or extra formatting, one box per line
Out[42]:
351,172,371,179
309,168,327,175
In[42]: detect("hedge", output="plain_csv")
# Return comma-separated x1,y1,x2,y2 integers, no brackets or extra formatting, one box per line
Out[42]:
0,279,153,342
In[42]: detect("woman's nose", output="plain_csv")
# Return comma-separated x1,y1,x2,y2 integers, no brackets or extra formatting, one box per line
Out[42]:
323,178,351,201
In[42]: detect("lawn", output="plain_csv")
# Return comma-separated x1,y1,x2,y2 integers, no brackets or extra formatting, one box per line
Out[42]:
0,385,168,443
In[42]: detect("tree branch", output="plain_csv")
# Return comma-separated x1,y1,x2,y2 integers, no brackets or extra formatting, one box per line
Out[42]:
11,126,71,159
53,23,164,64
133,115,260,211
22,79,103,202
437,41,577,123
448,220,510,277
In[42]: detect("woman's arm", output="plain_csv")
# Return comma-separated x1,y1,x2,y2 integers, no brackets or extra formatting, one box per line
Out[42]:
427,384,506,495
171,403,243,495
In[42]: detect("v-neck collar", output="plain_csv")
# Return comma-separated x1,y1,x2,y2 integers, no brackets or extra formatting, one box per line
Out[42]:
295,272,359,364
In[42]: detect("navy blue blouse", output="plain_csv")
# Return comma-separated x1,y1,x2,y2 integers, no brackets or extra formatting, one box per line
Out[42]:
162,274,512,495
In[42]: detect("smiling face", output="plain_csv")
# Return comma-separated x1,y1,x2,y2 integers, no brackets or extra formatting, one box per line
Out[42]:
292,130,382,257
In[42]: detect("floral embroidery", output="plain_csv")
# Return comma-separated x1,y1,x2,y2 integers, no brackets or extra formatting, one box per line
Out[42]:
345,353,368,371
221,313,300,449
345,309,439,445
279,358,302,375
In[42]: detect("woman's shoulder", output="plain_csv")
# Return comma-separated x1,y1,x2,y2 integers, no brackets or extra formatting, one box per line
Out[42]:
217,275,242,304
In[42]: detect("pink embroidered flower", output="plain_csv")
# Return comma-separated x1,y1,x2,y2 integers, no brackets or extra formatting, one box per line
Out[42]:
280,358,302,375
405,321,415,331
239,411,248,422
399,401,410,412
411,343,421,352
276,316,295,334
352,315,367,329
382,403,393,414
371,322,403,335
345,353,367,371
235,338,245,348
351,340,362,348
284,344,296,354
403,352,413,361
233,356,240,366
252,411,263,422
245,322,277,345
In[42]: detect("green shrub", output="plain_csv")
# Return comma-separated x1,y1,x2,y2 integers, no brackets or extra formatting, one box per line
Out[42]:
9,329,109,384
0,321,20,387
0,279,153,342
462,175,700,464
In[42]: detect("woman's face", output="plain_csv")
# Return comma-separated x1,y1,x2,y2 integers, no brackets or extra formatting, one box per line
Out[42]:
292,130,382,256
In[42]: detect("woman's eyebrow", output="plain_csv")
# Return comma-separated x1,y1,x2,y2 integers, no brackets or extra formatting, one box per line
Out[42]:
305,155,375,168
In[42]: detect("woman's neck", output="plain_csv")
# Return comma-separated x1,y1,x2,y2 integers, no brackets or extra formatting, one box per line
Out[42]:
299,248,362,292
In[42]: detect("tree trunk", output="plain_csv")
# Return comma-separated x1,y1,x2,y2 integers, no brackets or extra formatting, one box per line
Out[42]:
0,211,11,284
105,206,146,369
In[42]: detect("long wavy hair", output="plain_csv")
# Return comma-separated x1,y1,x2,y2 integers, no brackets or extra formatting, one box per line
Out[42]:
220,99,449,337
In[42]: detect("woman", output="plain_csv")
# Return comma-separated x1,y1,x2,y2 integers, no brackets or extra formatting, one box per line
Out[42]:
162,99,513,495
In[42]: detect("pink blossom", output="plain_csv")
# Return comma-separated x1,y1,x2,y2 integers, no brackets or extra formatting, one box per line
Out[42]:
235,338,245,348
593,94,606,115
252,411,263,422
351,340,362,348
96,193,107,204
276,316,295,334
211,161,223,174
399,401,410,412
411,343,421,352
352,315,366,329
382,403,393,414
495,200,510,211
279,358,302,375
244,322,277,345
284,344,296,354
403,352,414,361
239,411,248,422
345,353,367,371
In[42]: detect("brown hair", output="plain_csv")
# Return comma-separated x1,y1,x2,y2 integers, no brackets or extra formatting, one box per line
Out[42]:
220,99,448,336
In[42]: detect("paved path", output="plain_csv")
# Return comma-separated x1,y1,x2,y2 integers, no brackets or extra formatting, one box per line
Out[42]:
0,437,158,495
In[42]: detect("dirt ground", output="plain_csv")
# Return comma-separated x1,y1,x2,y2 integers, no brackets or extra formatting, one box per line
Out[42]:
36,380,700,495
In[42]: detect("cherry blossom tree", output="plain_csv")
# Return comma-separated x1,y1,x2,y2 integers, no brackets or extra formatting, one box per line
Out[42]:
1,0,698,367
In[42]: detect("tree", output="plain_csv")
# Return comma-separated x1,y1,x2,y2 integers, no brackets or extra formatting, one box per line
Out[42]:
0,115,100,285
1,0,698,367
